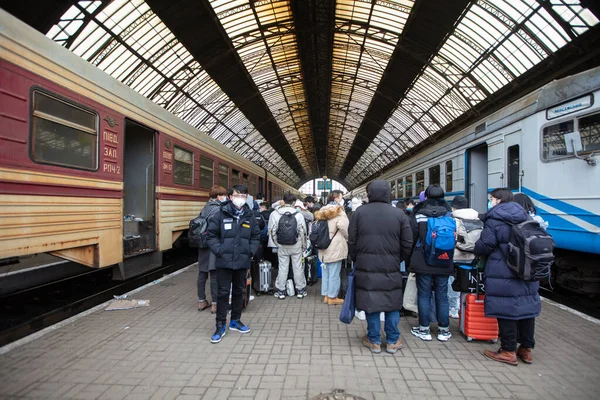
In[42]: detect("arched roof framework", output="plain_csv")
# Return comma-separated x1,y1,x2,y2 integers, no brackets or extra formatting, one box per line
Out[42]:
7,0,597,188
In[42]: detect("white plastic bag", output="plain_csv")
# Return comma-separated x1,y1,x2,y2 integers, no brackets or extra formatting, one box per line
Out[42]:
286,279,295,297
403,273,418,313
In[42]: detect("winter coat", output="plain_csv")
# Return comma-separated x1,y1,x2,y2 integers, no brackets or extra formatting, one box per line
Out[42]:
474,201,541,320
205,202,261,270
267,205,307,251
197,199,222,272
348,180,413,313
408,199,454,275
452,208,483,262
314,204,349,263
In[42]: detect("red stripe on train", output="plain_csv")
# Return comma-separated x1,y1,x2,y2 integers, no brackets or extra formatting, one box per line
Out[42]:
0,181,122,198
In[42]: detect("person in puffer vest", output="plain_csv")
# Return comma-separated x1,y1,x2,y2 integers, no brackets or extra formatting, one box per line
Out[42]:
314,190,349,306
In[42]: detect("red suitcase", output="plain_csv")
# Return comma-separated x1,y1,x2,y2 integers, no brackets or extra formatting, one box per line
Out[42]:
459,293,498,342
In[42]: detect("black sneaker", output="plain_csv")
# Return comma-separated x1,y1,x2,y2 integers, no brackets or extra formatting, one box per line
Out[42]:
274,290,286,300
296,288,308,299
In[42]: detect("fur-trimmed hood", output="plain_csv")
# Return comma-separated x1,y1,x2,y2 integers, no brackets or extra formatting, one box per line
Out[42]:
314,204,345,221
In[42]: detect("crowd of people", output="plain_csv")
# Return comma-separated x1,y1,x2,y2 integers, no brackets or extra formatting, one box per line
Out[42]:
195,181,547,366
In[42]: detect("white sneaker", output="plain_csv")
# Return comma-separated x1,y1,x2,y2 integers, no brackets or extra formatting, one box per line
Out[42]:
437,330,452,342
355,310,366,320
410,327,432,341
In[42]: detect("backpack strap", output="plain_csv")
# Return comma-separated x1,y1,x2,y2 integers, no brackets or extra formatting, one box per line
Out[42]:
331,229,339,241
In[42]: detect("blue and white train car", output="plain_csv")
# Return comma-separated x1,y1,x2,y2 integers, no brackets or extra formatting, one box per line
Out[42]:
350,67,600,282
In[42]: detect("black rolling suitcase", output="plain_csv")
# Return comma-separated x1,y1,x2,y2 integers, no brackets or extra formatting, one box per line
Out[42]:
305,255,318,286
253,260,273,295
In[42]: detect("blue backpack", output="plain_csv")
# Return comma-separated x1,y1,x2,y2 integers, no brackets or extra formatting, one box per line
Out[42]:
424,213,457,267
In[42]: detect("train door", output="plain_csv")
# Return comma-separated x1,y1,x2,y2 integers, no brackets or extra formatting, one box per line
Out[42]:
268,181,273,203
504,131,522,191
466,144,488,214
122,119,156,258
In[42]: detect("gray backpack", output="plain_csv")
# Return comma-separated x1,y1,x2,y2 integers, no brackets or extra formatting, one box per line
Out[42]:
503,220,555,281
455,218,483,252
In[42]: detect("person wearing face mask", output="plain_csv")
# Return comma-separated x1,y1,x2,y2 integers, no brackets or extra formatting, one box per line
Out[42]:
404,199,416,215
197,185,228,314
205,185,261,344
294,199,314,232
474,188,539,366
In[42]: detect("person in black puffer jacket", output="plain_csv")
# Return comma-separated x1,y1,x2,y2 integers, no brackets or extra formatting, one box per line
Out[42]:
348,180,413,354
475,188,539,366
205,184,261,344
197,185,228,314
408,184,453,342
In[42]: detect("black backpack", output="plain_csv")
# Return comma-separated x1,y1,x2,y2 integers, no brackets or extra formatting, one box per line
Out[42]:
503,220,555,281
309,220,338,250
188,215,209,248
276,211,299,245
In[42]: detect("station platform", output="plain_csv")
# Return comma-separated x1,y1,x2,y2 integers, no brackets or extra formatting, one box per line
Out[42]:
1,264,599,400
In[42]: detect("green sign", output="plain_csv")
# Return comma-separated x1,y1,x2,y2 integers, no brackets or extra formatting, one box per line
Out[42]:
317,180,332,190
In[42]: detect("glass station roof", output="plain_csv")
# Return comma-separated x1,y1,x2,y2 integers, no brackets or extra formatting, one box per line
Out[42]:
345,0,599,185
46,0,599,188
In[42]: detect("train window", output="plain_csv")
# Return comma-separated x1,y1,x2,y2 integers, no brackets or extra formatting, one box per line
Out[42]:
250,178,257,197
445,160,453,192
243,173,249,188
542,120,574,159
232,169,240,185
397,178,404,198
416,171,425,194
218,164,229,188
30,91,98,170
578,113,600,153
507,145,520,190
405,175,413,198
390,180,396,198
173,146,193,185
199,156,213,189
429,165,440,186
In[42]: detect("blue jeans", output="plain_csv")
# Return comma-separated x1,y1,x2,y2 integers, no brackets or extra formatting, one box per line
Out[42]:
416,274,449,329
447,275,460,310
366,311,400,345
321,260,342,298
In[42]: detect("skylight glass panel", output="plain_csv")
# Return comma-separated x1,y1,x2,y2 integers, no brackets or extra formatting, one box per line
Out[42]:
329,0,415,175
46,0,301,185
208,0,314,176
348,0,598,187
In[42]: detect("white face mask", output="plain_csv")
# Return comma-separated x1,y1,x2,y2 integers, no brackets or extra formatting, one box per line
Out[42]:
336,197,344,205
232,197,246,208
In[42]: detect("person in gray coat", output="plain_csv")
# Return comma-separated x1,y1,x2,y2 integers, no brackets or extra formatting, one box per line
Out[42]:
348,180,413,354
197,185,228,313
268,193,308,299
